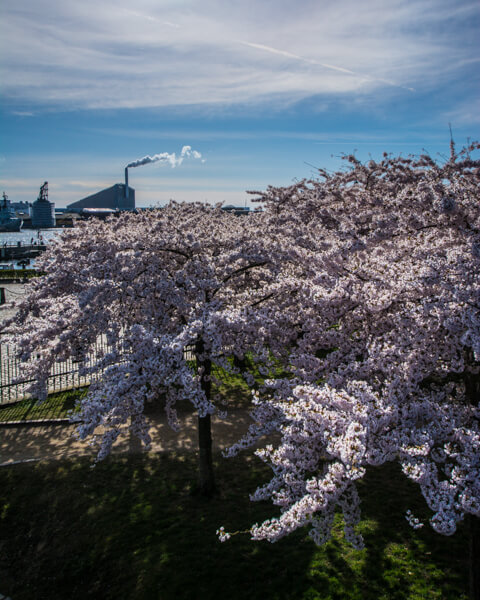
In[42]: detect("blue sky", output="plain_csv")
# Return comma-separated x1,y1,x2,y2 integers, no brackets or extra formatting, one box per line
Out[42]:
1,0,479,208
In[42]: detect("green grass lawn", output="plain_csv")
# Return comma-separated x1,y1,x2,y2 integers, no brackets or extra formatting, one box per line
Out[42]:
0,350,279,424
0,269,41,280
0,452,470,600
0,388,88,422
0,362,254,423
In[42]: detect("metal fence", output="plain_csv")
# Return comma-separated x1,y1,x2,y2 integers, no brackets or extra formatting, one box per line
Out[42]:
0,336,117,405
0,339,197,406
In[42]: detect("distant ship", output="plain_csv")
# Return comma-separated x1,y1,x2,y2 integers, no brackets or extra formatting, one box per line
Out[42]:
0,192,23,232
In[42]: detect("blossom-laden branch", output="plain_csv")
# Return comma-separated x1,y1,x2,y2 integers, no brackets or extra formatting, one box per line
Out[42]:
1,202,306,462
220,141,480,547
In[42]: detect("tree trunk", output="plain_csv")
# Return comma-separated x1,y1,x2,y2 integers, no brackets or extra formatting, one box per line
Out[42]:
469,514,480,600
195,339,216,497
198,413,215,496
464,360,479,600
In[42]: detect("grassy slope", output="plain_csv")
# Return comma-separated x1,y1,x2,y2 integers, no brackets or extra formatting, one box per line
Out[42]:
0,269,40,280
0,453,469,600
0,388,88,422
0,363,251,423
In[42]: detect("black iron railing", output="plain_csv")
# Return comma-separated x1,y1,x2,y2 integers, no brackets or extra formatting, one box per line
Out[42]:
0,339,197,405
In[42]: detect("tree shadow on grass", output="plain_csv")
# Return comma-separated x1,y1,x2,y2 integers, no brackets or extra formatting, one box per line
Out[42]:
0,454,470,600
0,453,317,600
354,463,470,600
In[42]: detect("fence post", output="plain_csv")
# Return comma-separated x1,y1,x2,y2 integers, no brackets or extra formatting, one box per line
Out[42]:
0,288,5,305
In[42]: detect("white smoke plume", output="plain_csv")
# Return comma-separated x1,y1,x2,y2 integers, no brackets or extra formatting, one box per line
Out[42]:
126,146,203,169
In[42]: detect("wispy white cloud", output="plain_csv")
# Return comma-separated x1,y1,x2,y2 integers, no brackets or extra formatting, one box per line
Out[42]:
443,99,480,126
10,111,35,117
122,8,180,28
0,0,478,109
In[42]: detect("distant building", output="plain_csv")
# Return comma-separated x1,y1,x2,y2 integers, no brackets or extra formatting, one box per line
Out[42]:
55,211,80,228
221,205,250,216
32,182,56,228
66,183,135,212
11,201,31,217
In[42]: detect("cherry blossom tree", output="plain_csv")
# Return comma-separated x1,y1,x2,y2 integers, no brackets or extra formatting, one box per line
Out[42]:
4,201,303,495
222,141,480,597
4,139,478,594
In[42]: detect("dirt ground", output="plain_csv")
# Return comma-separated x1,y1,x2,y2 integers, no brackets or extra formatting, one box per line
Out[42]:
0,407,256,466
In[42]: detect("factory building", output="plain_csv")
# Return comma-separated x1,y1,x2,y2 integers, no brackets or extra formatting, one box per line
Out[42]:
67,176,135,213
32,182,56,228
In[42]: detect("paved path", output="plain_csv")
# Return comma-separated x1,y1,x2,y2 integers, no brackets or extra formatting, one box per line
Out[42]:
0,407,257,466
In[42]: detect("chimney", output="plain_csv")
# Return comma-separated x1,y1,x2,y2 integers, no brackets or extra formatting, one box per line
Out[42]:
125,167,129,200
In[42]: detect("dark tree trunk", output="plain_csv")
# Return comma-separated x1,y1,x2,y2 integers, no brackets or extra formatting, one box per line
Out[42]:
195,339,216,497
464,359,479,600
233,353,247,372
198,412,215,496
469,514,480,600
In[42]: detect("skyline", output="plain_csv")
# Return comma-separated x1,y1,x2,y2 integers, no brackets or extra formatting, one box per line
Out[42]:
1,0,479,208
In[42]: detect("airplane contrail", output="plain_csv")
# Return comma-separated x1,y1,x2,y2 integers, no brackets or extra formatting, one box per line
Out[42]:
240,41,415,92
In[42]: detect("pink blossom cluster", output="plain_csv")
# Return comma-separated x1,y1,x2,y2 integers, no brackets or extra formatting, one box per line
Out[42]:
223,141,480,545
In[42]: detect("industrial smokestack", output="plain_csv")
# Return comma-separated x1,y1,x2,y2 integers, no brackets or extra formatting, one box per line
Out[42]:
123,147,203,203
